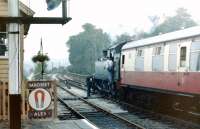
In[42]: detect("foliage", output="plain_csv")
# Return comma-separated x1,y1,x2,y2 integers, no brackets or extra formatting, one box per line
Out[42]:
150,8,197,36
114,33,133,44
32,48,50,77
133,8,198,40
32,53,49,63
66,23,111,74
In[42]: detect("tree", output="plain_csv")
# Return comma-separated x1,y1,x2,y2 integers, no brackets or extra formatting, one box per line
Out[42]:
67,23,111,74
114,33,133,44
148,15,160,33
150,8,197,36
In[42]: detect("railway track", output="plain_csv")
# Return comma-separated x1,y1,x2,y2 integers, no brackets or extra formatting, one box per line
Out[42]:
58,75,86,90
57,85,144,129
57,101,82,120
58,75,200,129
57,89,85,121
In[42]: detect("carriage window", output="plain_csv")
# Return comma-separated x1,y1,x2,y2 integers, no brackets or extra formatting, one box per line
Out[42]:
153,47,161,55
168,44,177,71
137,49,143,57
180,47,187,67
128,53,131,58
135,49,144,71
152,46,164,71
190,42,200,71
122,55,125,65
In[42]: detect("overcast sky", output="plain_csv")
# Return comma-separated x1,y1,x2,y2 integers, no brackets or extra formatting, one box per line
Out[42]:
22,0,200,67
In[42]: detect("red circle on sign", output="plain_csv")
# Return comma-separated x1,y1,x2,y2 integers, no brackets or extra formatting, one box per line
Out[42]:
28,88,51,111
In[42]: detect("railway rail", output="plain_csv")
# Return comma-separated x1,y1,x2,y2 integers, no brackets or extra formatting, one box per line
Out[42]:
57,101,83,120
58,74,200,129
57,84,144,129
57,88,85,121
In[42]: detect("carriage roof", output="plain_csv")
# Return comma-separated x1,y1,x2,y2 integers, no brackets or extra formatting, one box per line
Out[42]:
122,26,200,50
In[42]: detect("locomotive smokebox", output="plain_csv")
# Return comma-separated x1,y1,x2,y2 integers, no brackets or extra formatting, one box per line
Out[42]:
94,59,113,81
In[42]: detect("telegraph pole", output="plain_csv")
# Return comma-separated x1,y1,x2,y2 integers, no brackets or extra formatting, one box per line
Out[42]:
8,0,21,129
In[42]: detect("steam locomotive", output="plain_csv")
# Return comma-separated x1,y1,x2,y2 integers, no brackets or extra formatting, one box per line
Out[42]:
92,42,126,95
90,26,200,114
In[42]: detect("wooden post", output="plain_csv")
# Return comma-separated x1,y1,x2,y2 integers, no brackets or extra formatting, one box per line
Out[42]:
8,0,21,129
9,95,21,129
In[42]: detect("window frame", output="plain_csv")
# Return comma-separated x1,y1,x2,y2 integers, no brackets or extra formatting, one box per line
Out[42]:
153,46,162,56
180,46,187,67
136,49,144,57
121,55,125,65
190,42,200,71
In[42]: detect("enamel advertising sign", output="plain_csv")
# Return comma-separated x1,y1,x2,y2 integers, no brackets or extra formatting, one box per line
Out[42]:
27,81,56,119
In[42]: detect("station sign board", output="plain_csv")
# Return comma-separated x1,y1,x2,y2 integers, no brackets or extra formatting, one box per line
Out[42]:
27,81,57,120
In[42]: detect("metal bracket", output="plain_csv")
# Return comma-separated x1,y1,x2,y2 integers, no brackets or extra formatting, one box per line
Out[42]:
0,17,72,24
0,0,72,25
8,31,20,34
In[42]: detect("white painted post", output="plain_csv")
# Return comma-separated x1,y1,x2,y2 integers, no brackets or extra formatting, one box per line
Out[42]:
8,0,21,129
8,0,20,95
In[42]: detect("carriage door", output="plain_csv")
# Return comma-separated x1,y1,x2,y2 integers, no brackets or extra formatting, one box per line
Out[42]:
178,41,190,72
121,54,125,82
177,41,190,86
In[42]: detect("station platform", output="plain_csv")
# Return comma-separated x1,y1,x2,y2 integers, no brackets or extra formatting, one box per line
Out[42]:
0,119,98,129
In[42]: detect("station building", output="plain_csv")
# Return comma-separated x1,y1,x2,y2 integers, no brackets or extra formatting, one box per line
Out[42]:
0,0,34,120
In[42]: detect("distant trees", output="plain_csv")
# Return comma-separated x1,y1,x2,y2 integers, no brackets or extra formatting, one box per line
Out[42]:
147,8,197,37
113,8,197,42
114,33,133,44
48,66,67,75
66,23,111,74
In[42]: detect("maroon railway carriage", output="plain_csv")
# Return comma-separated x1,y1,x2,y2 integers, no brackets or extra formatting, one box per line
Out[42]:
120,26,200,113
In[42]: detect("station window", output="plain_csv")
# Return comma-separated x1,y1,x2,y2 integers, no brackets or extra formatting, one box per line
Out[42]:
0,35,7,56
180,47,187,67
